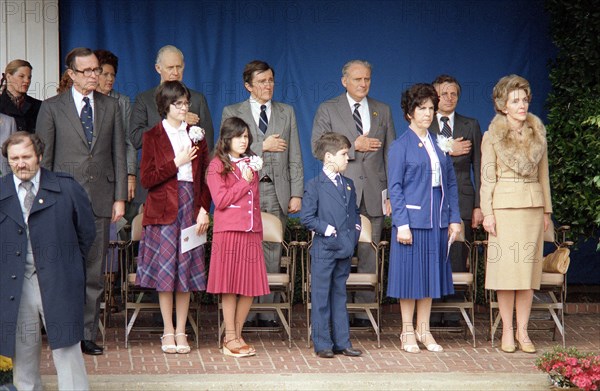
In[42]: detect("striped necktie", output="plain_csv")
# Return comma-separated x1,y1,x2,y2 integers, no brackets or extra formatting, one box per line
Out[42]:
353,103,363,134
259,104,268,134
441,116,452,138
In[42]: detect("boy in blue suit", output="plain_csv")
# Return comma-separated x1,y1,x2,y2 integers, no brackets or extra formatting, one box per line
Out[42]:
301,133,362,358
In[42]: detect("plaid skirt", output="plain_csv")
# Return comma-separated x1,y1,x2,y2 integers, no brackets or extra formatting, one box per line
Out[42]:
135,182,207,292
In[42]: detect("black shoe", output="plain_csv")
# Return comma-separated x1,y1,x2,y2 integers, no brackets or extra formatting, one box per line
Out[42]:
244,319,257,328
316,349,335,358
350,318,371,328
81,340,103,355
258,319,281,328
333,347,362,357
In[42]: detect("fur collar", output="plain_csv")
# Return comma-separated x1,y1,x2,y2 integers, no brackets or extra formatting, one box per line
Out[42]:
487,113,546,177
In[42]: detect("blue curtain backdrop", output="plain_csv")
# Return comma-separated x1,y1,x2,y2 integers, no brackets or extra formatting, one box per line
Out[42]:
59,0,555,180
59,0,600,284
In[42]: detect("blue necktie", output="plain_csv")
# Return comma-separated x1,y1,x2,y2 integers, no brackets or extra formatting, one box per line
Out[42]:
81,96,94,148
335,175,346,199
259,104,268,134
353,103,363,134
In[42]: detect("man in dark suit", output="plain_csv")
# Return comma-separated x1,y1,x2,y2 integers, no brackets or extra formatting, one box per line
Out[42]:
301,133,362,358
311,60,395,327
130,45,214,150
0,132,95,389
221,60,303,328
429,74,483,327
36,47,127,355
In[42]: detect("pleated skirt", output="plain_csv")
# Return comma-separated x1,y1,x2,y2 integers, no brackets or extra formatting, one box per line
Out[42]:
387,187,454,299
136,182,207,292
485,207,544,290
207,231,270,297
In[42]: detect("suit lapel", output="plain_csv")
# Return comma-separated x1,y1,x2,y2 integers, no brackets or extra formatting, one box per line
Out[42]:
335,96,358,138
61,92,89,147
29,170,58,216
0,174,26,228
430,116,441,134
453,113,468,139
268,102,284,136
367,98,380,137
237,102,262,143
91,92,106,151
321,172,346,207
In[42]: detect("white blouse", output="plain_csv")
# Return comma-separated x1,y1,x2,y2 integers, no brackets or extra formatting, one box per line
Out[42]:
419,132,441,187
163,119,193,182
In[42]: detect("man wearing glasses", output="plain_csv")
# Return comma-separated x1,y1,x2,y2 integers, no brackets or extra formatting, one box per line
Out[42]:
36,47,127,356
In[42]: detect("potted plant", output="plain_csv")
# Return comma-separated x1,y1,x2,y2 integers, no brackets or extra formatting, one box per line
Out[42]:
535,346,600,390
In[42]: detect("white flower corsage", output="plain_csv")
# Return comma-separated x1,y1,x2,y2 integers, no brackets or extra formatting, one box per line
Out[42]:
188,126,205,144
436,134,454,154
247,155,263,172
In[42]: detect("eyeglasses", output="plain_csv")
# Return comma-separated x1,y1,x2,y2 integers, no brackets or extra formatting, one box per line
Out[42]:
72,67,103,77
171,101,191,109
254,79,275,87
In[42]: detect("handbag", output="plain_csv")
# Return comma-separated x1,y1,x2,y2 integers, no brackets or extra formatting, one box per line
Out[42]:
542,247,570,274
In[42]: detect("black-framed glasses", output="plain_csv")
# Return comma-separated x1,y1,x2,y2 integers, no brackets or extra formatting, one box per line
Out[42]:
72,67,103,77
171,101,191,109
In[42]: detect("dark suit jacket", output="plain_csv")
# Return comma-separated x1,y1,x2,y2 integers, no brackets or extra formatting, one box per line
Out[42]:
36,90,128,218
430,112,482,220
312,94,395,217
140,121,211,226
0,89,42,133
0,169,96,357
130,86,214,150
221,100,304,213
388,129,461,229
301,171,361,260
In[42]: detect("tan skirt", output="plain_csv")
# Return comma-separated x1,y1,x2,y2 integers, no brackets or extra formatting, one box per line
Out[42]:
485,207,545,290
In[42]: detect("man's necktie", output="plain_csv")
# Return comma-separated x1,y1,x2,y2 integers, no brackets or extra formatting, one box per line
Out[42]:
20,181,35,215
259,104,268,134
441,116,452,138
81,96,94,147
353,103,363,134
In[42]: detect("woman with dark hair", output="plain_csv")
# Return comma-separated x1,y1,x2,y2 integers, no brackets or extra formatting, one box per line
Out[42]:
206,117,270,358
94,49,137,201
387,83,461,353
481,75,552,354
136,80,211,354
0,59,42,132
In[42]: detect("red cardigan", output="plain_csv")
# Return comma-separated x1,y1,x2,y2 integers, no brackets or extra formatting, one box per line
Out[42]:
206,157,262,233
140,121,211,226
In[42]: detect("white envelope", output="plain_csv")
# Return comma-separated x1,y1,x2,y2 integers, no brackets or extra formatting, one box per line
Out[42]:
181,225,207,253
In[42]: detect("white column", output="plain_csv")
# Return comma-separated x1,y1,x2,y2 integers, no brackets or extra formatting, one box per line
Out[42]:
0,0,60,100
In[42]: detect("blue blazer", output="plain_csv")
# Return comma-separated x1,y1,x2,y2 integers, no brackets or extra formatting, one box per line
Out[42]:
388,129,461,229
0,168,95,357
301,171,361,260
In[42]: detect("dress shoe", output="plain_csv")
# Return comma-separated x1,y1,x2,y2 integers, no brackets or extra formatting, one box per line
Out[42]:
415,331,443,352
259,319,281,328
515,335,536,354
500,343,516,353
333,347,362,357
316,349,335,358
81,340,103,355
350,318,372,328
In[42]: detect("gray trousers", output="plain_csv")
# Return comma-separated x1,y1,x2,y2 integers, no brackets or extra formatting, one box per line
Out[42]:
83,216,110,341
14,274,89,391
354,199,384,319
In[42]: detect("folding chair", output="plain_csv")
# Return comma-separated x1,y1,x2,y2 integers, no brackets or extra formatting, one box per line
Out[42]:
122,213,201,348
430,221,477,346
217,212,298,348
487,220,572,347
303,215,387,348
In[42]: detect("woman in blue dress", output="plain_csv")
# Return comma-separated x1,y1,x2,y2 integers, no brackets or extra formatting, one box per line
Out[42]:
387,83,462,353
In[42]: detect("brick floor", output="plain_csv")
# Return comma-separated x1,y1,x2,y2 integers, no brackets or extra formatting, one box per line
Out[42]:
37,304,599,377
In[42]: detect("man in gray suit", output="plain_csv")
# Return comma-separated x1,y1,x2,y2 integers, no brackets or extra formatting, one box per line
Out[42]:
36,47,127,355
312,60,395,327
0,113,16,174
222,60,303,327
430,74,483,327
130,45,214,150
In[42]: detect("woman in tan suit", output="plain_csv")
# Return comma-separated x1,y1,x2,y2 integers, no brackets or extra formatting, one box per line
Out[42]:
481,75,552,354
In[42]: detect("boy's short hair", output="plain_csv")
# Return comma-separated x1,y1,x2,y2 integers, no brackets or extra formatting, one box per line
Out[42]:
314,132,351,161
